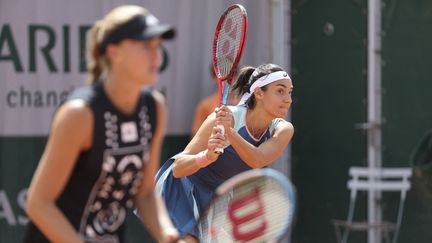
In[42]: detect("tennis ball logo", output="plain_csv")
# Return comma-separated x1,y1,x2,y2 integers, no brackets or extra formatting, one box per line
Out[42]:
221,17,238,63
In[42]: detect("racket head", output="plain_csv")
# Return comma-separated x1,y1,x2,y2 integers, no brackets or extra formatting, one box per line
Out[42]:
197,168,296,243
212,4,248,85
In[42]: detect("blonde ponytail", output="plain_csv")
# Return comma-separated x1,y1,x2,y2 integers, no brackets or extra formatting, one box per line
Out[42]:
86,21,105,84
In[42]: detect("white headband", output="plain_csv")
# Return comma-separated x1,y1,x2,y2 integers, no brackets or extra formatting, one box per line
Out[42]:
238,71,291,105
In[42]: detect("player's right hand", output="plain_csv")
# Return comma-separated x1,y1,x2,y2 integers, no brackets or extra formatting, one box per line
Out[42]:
207,125,228,160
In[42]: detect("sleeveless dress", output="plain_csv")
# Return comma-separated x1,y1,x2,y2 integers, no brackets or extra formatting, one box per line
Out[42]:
24,82,156,243
155,105,281,237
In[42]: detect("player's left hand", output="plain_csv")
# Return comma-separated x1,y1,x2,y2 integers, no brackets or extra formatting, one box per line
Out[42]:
159,226,181,243
215,105,234,138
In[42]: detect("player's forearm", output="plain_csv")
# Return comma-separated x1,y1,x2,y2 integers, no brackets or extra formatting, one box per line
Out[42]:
173,149,220,178
26,198,83,243
135,191,174,241
227,128,270,168
172,154,202,178
154,194,176,229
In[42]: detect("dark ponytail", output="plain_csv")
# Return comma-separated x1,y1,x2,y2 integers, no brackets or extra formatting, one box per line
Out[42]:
232,66,255,96
233,63,285,109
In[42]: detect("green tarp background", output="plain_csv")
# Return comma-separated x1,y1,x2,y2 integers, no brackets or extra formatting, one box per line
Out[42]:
291,0,432,242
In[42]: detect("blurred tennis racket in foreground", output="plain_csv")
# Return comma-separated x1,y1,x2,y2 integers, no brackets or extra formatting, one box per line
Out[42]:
197,168,296,243
212,4,248,153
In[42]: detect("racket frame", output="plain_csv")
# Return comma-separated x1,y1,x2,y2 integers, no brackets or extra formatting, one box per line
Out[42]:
212,4,248,104
212,4,248,153
198,168,297,242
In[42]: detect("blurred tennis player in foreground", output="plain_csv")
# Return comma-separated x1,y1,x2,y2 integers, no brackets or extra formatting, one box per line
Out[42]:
156,63,294,242
25,5,180,243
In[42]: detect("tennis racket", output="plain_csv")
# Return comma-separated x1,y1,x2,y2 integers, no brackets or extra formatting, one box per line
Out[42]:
212,4,248,153
196,168,296,243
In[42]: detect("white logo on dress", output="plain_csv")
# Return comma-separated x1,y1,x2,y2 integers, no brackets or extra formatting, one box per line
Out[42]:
120,122,138,143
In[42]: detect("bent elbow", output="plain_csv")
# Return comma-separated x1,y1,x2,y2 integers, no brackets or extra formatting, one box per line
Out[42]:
250,160,264,169
172,164,183,178
247,154,269,169
172,171,180,178
25,191,39,220
25,189,51,221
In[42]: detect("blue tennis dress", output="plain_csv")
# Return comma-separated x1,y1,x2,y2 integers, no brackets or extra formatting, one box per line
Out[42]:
155,105,281,237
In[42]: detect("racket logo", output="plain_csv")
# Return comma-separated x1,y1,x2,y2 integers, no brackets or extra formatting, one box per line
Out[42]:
221,17,238,63
227,188,267,241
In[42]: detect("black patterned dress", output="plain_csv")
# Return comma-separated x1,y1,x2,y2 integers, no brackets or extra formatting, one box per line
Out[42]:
24,82,156,243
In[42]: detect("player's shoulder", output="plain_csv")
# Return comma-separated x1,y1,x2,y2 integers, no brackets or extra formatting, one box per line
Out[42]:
140,88,166,113
61,84,97,119
67,84,98,103
51,100,93,136
273,119,294,134
228,105,246,116
148,89,165,104
58,100,92,122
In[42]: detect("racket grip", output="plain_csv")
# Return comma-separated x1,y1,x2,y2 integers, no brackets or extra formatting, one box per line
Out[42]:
215,124,225,154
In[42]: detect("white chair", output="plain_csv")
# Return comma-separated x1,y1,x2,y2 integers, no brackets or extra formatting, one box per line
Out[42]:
332,166,412,243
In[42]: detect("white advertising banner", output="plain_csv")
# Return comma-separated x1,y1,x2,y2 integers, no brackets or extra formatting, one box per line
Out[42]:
0,0,272,136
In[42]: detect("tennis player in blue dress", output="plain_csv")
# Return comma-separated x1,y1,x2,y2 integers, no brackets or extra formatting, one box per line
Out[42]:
156,63,294,242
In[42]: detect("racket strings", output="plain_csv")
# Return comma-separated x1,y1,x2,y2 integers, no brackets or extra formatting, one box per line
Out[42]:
215,8,244,78
199,177,294,243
